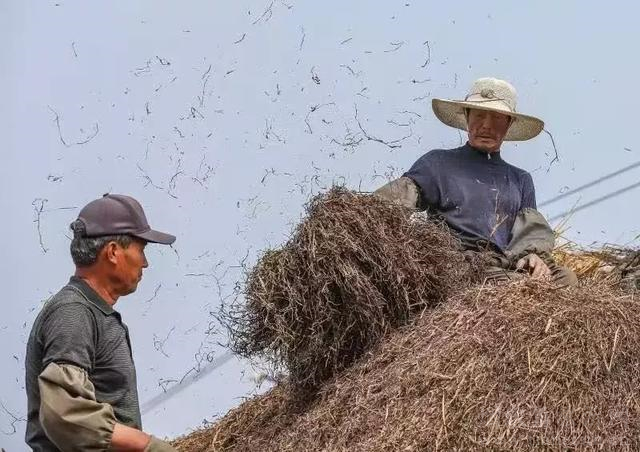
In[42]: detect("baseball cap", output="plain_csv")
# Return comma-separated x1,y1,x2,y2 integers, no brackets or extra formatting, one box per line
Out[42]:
75,194,176,245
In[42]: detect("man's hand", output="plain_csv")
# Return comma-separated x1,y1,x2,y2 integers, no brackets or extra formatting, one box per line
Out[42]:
112,424,177,451
144,436,178,451
516,253,551,279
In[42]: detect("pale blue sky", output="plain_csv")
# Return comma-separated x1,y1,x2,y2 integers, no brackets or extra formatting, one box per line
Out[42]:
2,1,639,449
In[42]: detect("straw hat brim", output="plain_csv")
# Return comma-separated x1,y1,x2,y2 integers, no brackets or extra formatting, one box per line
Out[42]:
432,98,545,141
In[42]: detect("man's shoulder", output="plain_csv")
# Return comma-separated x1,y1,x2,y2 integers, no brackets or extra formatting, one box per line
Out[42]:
28,283,100,348
425,145,462,156
38,284,98,324
47,283,90,307
501,160,532,179
406,147,463,180
414,146,462,163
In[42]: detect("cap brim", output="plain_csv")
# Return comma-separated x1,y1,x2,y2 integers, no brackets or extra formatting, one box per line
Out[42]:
431,98,544,141
134,229,176,245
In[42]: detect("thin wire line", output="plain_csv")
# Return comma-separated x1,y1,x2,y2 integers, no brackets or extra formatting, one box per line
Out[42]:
540,160,640,207
549,180,640,222
141,351,235,414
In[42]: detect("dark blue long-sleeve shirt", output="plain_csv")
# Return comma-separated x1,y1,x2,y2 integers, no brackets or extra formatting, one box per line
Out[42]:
403,143,536,251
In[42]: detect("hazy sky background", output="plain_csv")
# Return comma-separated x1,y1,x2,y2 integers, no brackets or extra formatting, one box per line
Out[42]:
2,1,639,449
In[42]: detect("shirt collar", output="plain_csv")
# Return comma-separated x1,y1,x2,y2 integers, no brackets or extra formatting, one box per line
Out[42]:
68,276,115,315
463,142,504,163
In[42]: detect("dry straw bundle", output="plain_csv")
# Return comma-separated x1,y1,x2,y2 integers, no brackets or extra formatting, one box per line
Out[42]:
222,188,480,388
554,244,639,283
219,187,481,390
176,280,640,451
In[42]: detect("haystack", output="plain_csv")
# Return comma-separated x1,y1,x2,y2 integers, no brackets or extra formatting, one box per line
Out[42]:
176,281,640,451
174,188,640,451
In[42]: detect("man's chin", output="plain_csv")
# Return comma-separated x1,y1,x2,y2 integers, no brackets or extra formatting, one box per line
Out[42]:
122,283,139,296
471,139,499,152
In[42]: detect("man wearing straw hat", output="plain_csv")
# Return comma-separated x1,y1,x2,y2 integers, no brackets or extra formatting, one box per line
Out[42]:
375,77,577,286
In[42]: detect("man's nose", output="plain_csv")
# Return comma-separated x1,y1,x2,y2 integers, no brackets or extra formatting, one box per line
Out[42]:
480,116,494,129
142,255,149,268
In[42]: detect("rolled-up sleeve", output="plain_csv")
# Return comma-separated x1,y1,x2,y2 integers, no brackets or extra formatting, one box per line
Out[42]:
403,151,442,211
505,208,555,262
38,362,116,451
373,177,420,209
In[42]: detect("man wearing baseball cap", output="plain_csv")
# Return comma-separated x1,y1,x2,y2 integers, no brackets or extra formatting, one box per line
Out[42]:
25,194,177,451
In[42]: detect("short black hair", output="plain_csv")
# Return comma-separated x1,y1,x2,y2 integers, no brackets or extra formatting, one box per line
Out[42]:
69,219,133,267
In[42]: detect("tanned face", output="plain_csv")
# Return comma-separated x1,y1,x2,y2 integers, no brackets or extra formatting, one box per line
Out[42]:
103,238,149,297
466,108,512,153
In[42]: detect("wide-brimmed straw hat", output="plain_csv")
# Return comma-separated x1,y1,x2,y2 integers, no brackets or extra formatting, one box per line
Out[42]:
432,77,544,141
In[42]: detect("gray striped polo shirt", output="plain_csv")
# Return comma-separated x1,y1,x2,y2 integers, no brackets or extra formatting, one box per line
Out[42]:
25,276,141,450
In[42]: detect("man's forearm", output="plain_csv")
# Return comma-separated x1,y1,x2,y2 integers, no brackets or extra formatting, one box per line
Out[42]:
111,423,151,451
112,424,177,452
38,363,176,451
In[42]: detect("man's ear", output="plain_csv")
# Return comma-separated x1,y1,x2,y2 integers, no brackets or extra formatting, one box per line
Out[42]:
103,241,120,265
